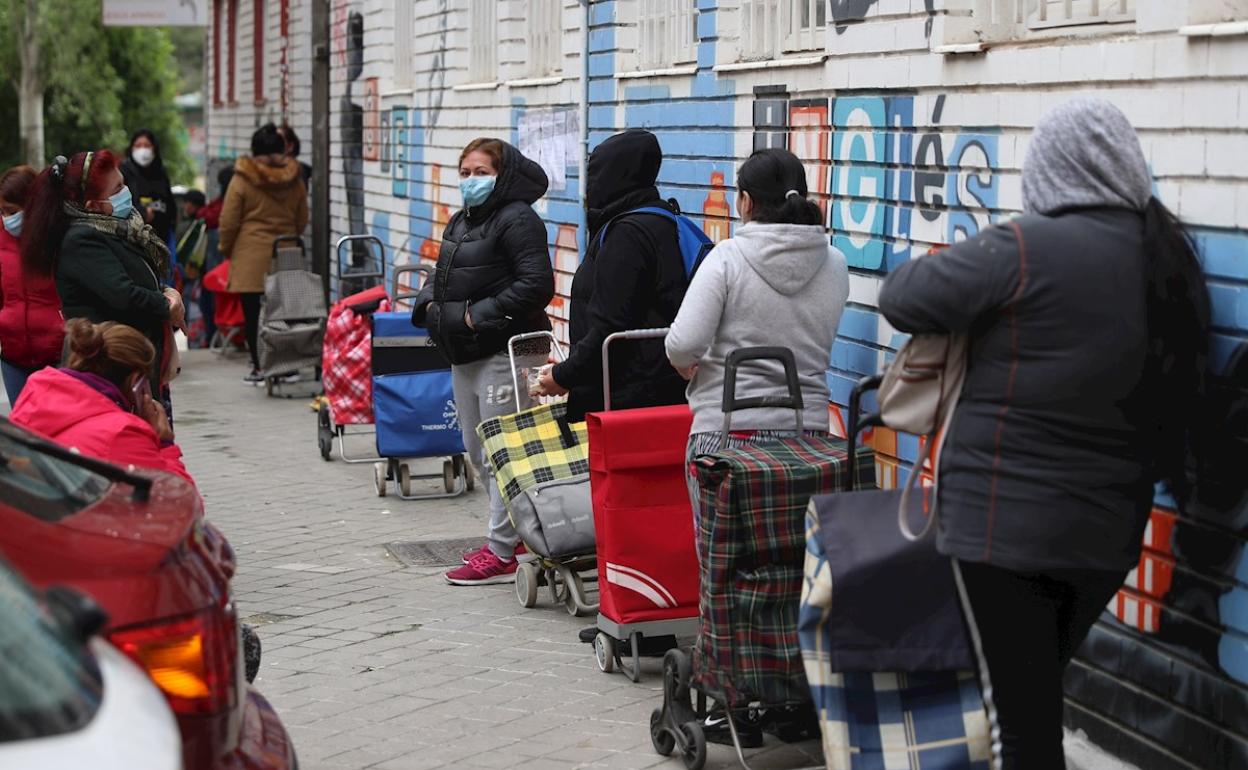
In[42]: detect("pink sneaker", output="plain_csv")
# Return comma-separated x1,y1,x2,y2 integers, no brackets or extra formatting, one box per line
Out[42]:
445,549,518,585
460,542,536,564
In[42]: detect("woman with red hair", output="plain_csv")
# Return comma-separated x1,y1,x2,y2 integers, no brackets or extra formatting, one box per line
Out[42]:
0,164,63,404
21,151,184,396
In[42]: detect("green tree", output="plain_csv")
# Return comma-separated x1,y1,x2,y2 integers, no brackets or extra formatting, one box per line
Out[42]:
0,0,194,184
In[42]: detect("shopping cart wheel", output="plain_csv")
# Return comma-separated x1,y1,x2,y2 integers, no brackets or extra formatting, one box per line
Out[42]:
650,708,675,756
562,568,585,616
594,632,616,674
678,721,707,770
374,462,388,497
454,454,475,491
516,562,539,608
397,463,412,497
442,460,456,493
317,405,333,461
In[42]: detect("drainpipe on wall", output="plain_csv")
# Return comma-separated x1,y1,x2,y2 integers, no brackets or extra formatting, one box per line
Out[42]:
311,0,331,303
578,0,590,218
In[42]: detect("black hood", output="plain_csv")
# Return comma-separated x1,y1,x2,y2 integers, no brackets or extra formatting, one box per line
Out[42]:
587,130,662,233
470,141,549,220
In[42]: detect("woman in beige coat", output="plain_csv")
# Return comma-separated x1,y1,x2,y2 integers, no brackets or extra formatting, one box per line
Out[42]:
219,123,309,383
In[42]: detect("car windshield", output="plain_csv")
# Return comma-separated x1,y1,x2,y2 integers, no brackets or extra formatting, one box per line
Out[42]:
0,430,110,522
0,562,103,742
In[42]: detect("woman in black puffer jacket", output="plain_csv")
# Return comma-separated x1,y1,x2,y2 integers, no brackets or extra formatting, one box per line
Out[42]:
412,138,554,586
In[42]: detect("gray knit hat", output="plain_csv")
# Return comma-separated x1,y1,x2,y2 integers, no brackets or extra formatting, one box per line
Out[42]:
1022,97,1152,216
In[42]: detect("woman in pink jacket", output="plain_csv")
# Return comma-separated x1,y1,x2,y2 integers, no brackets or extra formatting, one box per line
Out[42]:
0,165,64,404
9,318,194,487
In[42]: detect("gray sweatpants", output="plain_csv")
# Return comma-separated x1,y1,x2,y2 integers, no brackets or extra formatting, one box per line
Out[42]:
451,351,537,560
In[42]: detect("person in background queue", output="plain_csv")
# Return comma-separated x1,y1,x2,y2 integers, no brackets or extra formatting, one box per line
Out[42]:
411,137,555,586
120,129,177,260
0,165,64,405
277,124,312,186
10,319,194,487
878,98,1212,770
21,151,182,405
532,129,689,419
218,123,309,383
666,147,849,543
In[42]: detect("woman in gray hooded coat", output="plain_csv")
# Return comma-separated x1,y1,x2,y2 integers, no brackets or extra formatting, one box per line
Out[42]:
879,99,1211,769
667,148,849,539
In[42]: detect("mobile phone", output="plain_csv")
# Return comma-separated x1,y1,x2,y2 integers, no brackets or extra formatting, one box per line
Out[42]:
131,377,152,411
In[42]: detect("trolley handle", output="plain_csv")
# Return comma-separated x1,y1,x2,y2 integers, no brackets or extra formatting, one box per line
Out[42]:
392,265,432,308
271,234,306,258
600,328,670,412
508,331,565,412
721,347,805,441
844,374,884,493
334,234,386,281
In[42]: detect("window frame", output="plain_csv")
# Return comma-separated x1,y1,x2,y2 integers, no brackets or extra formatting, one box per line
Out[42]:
637,0,699,71
526,0,563,77
252,0,266,105
468,0,498,84
213,0,223,106
227,0,238,104
739,0,825,62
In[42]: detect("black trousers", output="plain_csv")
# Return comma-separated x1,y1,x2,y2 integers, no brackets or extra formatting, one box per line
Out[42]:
240,292,263,369
954,560,1128,770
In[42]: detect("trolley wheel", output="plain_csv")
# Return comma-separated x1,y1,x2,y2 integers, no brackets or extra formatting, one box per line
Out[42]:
465,459,476,491
373,462,388,497
454,454,475,491
317,405,333,461
651,708,675,756
265,377,274,397
397,463,412,497
594,633,616,674
663,648,693,702
516,562,539,608
563,569,584,616
443,459,456,493
678,721,707,770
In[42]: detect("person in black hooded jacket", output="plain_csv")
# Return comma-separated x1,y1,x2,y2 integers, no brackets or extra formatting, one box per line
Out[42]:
412,138,555,586
533,129,689,421
120,129,177,258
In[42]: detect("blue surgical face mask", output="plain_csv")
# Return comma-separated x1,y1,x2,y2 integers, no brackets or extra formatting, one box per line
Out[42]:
2,211,21,238
108,186,134,220
459,175,496,208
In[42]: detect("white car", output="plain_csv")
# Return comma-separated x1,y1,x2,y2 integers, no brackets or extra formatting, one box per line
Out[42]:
0,561,182,770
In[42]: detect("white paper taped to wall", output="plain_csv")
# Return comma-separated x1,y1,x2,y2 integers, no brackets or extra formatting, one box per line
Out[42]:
518,109,579,192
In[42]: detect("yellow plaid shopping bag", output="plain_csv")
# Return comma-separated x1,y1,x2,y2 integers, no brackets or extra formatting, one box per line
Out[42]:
477,402,594,558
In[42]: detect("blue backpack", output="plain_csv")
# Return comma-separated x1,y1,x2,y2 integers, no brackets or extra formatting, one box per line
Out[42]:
595,205,715,279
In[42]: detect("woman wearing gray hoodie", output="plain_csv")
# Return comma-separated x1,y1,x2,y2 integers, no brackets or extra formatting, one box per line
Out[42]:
666,148,849,535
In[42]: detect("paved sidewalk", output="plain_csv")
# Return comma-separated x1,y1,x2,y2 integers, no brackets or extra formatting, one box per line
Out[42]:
174,350,822,770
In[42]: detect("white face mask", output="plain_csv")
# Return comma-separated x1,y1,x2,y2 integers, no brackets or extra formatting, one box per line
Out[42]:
132,147,155,168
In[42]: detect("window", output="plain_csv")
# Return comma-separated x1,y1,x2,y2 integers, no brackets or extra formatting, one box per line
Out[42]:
227,0,238,103
638,0,698,70
468,0,497,82
213,0,223,105
395,0,414,89
253,0,265,104
1021,0,1134,30
740,0,825,61
944,0,1136,45
528,0,562,76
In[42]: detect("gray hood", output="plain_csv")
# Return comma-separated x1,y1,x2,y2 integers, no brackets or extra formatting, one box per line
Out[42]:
732,222,832,295
1022,97,1151,216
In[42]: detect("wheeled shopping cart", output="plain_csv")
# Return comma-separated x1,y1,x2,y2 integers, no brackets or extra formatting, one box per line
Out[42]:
587,329,700,681
258,236,326,397
650,348,874,770
476,331,598,616
317,282,389,462
371,264,472,500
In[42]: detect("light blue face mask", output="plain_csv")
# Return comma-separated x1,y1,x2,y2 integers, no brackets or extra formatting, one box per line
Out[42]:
108,186,134,220
459,175,496,208
2,211,21,238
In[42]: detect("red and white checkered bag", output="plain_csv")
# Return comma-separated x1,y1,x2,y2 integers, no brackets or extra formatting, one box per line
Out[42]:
322,296,390,426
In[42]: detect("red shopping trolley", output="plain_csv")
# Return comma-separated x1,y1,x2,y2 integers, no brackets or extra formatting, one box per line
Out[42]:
587,328,700,682
202,260,245,354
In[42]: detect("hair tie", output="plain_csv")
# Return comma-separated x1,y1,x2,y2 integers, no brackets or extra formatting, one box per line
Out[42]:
50,155,69,186
785,189,802,200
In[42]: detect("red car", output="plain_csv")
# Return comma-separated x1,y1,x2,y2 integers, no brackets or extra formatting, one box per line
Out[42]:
0,418,296,770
